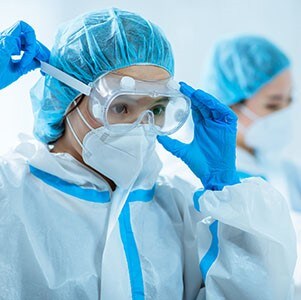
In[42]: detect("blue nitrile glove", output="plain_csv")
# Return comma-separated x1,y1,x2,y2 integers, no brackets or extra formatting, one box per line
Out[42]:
0,21,50,89
157,82,240,190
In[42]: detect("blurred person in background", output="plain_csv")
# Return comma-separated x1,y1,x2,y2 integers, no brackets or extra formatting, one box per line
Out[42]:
202,34,301,298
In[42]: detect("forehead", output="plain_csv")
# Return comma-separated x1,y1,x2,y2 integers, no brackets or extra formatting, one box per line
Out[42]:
114,65,171,81
257,69,292,97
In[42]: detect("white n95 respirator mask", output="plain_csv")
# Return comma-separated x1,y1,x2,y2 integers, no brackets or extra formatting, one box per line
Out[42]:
239,105,293,154
66,107,157,189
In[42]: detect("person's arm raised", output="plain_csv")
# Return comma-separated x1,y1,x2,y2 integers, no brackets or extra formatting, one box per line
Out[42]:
0,20,50,89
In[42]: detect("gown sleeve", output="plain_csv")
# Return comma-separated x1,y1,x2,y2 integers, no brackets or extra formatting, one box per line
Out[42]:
191,177,297,300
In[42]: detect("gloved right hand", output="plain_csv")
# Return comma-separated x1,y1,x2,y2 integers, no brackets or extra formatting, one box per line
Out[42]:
0,20,50,89
158,82,240,191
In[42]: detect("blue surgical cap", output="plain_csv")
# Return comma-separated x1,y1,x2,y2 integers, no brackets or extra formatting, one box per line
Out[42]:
30,8,174,143
202,35,290,106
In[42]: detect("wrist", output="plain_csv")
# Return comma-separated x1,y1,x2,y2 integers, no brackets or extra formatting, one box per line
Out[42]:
202,170,240,191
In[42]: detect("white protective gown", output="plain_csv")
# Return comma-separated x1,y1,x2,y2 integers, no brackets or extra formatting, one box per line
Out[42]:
236,146,301,299
0,136,297,300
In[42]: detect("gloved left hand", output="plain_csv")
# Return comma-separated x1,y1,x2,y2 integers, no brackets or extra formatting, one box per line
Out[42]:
158,82,240,190
0,20,50,89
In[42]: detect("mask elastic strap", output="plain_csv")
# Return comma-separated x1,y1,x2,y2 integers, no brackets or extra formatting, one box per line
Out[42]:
239,105,259,121
75,106,94,131
237,122,247,134
66,116,84,149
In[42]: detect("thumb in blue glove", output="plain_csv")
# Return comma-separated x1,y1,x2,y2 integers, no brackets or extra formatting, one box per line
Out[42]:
158,82,240,190
0,20,50,89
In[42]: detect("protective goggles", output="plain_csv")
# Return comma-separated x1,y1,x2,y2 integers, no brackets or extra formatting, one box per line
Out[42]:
41,62,191,135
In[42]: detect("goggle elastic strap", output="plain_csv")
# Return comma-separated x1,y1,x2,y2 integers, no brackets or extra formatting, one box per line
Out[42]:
40,61,92,96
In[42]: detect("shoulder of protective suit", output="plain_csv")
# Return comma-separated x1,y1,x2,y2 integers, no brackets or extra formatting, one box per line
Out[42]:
0,151,29,223
154,175,202,220
0,149,30,189
0,134,43,190
156,174,200,194
0,139,38,225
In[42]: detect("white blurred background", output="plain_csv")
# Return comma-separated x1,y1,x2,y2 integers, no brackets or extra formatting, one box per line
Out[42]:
0,0,300,153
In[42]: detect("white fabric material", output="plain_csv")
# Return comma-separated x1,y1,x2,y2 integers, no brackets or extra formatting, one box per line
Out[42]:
157,143,202,189
280,153,301,212
244,106,293,154
236,146,301,299
0,135,296,300
281,154,301,296
236,146,290,199
236,146,265,177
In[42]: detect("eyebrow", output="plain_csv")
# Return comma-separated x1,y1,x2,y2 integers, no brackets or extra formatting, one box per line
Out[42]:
154,96,169,103
267,95,291,101
119,95,170,105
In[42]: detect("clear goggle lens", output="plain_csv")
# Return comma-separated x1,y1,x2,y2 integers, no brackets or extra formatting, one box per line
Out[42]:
89,93,190,135
87,73,190,135
38,62,190,135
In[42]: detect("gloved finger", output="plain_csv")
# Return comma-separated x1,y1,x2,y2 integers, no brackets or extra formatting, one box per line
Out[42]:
0,21,35,62
17,21,37,69
192,89,237,124
157,135,187,159
1,20,26,36
34,41,50,75
180,81,223,119
35,40,50,62
0,36,21,56
0,25,21,56
23,41,51,75
180,81,237,124
179,81,195,98
6,21,36,49
19,58,40,74
192,89,229,114
180,82,212,119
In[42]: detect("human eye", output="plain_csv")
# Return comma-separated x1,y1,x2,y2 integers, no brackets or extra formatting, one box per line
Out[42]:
265,104,281,111
110,103,128,114
151,104,166,116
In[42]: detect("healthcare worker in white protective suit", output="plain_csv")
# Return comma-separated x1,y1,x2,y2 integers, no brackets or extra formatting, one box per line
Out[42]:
202,35,301,299
0,10,297,300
